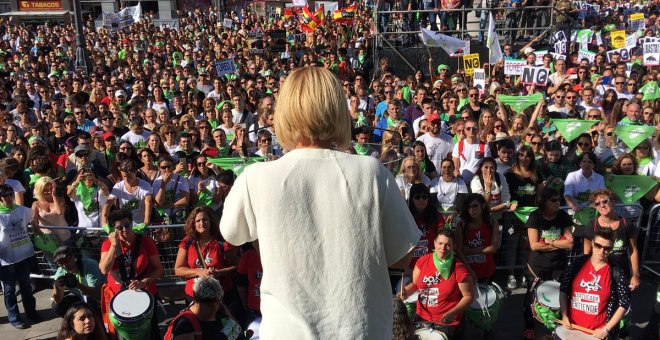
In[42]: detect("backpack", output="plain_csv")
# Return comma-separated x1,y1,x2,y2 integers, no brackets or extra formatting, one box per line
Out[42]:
164,310,203,340
458,139,486,161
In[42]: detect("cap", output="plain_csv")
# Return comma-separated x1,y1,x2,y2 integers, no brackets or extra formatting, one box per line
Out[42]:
64,136,77,148
103,132,116,141
495,132,510,141
53,246,74,263
114,90,126,98
433,80,443,88
427,113,441,123
523,47,535,55
263,70,273,77
74,144,90,155
89,126,102,136
437,64,449,73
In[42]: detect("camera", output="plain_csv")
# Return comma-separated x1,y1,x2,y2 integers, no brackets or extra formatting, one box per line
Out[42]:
63,273,78,289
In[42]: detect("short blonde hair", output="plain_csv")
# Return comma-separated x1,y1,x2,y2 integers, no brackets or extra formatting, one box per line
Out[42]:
274,67,351,150
33,176,55,201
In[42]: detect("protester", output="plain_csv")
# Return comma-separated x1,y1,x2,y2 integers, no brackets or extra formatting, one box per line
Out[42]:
56,302,108,340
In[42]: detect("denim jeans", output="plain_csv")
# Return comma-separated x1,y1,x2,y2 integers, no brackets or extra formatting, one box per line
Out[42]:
479,9,488,42
378,3,391,33
0,257,37,323
423,0,439,31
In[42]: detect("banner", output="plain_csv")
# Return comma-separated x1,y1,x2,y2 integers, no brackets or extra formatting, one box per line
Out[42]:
207,157,264,176
473,69,486,90
420,28,466,54
102,4,142,30
643,42,660,66
533,50,548,66
611,30,626,49
215,59,236,77
578,49,596,63
504,59,526,76
614,125,656,149
551,119,599,142
608,175,657,204
521,66,550,86
463,53,480,76
487,12,503,64
629,13,645,31
607,47,631,62
640,81,660,101
498,93,543,113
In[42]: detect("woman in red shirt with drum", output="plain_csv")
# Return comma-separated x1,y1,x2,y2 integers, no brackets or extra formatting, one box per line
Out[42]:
401,229,474,339
455,193,500,281
174,206,238,304
559,228,631,339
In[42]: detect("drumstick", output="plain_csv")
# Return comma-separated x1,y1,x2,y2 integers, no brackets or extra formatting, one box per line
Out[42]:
400,272,405,299
552,319,595,334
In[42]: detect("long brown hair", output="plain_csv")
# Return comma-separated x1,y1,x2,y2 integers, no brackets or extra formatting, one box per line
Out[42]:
184,206,220,241
56,302,108,340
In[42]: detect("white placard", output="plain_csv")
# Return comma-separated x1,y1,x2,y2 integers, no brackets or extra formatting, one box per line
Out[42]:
521,66,551,86
223,18,233,29
607,47,632,62
504,59,526,76
577,49,596,63
533,50,548,66
473,69,486,90
102,4,142,30
626,34,637,49
554,40,567,55
644,42,660,66
551,52,566,61
215,59,236,77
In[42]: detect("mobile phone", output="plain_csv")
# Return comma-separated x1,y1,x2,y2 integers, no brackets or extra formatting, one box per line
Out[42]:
602,76,611,84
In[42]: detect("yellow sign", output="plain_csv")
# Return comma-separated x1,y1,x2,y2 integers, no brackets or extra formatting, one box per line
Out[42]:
630,13,644,21
611,30,626,49
463,53,480,76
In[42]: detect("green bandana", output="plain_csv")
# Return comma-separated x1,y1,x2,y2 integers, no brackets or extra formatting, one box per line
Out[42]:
197,190,214,207
354,143,369,155
76,183,96,211
433,251,454,280
102,223,147,235
207,157,265,176
29,174,42,185
552,119,599,143
0,204,17,214
358,54,365,63
615,125,655,149
513,207,538,223
497,93,543,113
607,175,658,203
387,116,402,128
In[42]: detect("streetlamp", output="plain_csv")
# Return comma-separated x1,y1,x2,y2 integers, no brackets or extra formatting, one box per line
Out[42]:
72,0,91,75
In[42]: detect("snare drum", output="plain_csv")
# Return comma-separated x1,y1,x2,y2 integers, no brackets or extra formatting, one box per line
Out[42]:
465,283,500,331
247,317,261,340
414,328,449,340
532,280,561,329
109,289,155,340
404,292,419,320
553,325,599,340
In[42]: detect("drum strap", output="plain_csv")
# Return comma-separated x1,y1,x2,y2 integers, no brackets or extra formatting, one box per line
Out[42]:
116,235,143,288
194,241,207,270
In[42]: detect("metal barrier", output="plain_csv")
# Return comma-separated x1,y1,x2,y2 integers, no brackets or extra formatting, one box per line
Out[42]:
30,224,187,287
643,203,660,277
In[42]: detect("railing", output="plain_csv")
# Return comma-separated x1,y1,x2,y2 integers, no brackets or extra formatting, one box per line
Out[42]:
642,203,660,277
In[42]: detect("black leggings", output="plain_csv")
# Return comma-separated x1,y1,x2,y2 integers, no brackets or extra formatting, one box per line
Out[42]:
523,265,564,330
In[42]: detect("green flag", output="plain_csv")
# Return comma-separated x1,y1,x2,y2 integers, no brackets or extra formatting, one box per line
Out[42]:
551,119,599,142
514,207,538,223
639,81,660,101
614,125,655,149
608,175,657,203
207,157,265,176
497,93,543,113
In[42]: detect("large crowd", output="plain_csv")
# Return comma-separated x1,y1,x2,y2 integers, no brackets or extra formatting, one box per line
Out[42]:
0,1,658,339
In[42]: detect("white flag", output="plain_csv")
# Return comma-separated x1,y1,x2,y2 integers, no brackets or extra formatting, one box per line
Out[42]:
420,28,466,54
487,12,503,64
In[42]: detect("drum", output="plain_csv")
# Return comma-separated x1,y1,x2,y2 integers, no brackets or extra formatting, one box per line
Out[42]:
404,291,419,320
414,328,449,340
247,317,261,340
532,280,561,329
109,289,155,340
553,325,599,339
465,283,500,331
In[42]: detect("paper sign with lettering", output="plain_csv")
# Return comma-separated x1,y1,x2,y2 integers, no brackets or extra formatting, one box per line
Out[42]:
473,69,486,90
521,66,551,86
533,50,548,66
629,13,645,31
607,47,632,62
554,40,567,55
611,30,626,49
551,52,566,60
504,59,526,76
223,18,233,29
578,49,596,63
463,53,480,76
215,59,236,77
626,34,637,49
644,42,660,66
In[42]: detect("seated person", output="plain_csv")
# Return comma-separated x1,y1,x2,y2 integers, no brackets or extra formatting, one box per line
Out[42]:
51,246,105,316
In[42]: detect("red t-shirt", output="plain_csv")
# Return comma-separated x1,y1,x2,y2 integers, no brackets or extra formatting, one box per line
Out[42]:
237,249,263,312
462,222,496,279
414,254,470,326
569,260,611,330
178,236,227,297
410,214,444,268
100,235,159,295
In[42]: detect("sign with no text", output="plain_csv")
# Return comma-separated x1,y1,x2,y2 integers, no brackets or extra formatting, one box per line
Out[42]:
463,53,480,76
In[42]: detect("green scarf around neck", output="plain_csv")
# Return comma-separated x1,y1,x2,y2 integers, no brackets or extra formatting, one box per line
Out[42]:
0,203,17,214
387,116,402,128
76,183,96,211
433,251,455,280
354,143,369,155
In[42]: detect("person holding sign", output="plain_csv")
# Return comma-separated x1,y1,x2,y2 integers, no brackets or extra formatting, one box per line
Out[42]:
564,152,606,212
559,228,630,339
582,189,640,291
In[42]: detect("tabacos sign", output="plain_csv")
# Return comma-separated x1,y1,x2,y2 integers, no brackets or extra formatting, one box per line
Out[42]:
19,0,63,11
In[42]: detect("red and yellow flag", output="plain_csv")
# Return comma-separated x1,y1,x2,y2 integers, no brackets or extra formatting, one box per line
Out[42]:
283,8,294,20
314,5,325,24
332,3,357,24
300,4,317,33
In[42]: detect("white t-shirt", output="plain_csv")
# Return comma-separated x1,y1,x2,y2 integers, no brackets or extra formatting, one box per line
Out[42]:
0,206,35,265
120,130,150,145
470,173,511,207
220,148,420,339
432,177,469,211
4,178,25,194
71,186,108,230
152,174,190,217
564,169,606,207
188,175,220,210
452,140,491,184
109,179,153,224
395,174,431,201
417,132,454,172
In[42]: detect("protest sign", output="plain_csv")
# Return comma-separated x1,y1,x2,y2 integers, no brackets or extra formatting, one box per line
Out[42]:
626,34,637,49
551,52,566,60
577,49,596,63
611,30,626,49
521,66,550,86
223,18,233,29
607,47,631,62
215,59,236,77
643,42,660,66
533,50,548,66
270,30,287,52
629,13,645,31
463,53,480,76
554,40,567,55
102,4,142,30
473,69,486,90
504,59,526,76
